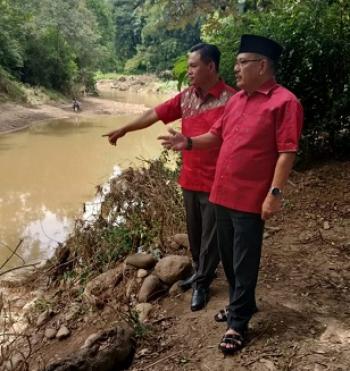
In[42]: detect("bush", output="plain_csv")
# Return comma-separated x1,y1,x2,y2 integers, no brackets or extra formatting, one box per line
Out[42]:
202,0,350,159
0,66,27,102
22,28,78,92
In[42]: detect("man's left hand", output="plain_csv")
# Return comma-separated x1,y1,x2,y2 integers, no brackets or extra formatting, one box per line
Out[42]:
261,194,282,220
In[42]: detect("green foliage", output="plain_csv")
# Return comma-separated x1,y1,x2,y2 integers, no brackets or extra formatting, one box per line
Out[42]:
203,0,350,158
100,225,135,264
127,309,151,338
173,55,188,91
0,66,27,102
0,0,115,94
0,0,27,72
113,0,201,74
112,0,145,68
22,28,78,91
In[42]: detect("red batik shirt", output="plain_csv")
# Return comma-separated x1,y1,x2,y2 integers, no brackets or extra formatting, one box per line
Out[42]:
155,80,236,192
209,79,304,213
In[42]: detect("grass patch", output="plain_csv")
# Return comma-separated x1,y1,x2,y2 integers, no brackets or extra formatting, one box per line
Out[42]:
0,67,27,102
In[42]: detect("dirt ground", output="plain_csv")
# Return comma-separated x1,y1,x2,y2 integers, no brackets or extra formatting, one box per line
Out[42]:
5,161,345,371
0,97,148,134
128,162,350,371
0,74,170,134
1,79,349,370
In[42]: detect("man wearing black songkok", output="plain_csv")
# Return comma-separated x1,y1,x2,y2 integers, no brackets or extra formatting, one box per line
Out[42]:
158,34,303,355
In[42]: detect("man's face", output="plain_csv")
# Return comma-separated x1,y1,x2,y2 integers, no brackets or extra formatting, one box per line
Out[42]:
187,51,214,87
234,52,264,91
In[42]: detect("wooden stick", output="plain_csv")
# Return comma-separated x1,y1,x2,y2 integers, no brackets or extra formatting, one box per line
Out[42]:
0,239,24,271
139,351,183,370
0,262,41,277
0,240,25,264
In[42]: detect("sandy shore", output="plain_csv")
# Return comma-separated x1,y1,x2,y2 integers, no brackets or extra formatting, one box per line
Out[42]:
0,97,149,135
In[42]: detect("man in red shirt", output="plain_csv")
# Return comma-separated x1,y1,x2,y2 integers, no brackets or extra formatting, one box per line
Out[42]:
103,43,236,311
159,35,303,354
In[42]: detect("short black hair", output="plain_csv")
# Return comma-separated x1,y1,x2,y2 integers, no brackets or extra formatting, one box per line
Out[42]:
190,43,221,71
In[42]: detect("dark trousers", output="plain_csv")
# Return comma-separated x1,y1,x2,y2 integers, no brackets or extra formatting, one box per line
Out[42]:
215,205,264,333
182,189,220,289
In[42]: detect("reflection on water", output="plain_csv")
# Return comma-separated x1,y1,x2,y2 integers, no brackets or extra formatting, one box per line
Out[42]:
0,101,170,269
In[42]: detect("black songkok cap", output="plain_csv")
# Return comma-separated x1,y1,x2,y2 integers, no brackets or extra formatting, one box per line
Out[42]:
238,34,283,62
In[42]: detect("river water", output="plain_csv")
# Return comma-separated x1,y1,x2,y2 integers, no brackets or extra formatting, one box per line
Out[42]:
0,92,169,268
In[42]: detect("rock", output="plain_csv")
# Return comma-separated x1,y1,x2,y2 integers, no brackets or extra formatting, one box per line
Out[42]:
125,278,137,299
169,281,183,296
125,253,157,270
84,265,123,306
137,269,148,278
82,332,103,349
0,265,37,287
135,303,153,323
154,255,192,285
257,358,277,371
31,333,43,346
4,353,25,370
23,298,39,313
323,221,331,229
56,325,70,340
45,328,57,340
169,240,178,249
173,234,190,248
36,310,52,326
263,232,271,239
299,230,316,244
138,275,165,302
65,303,81,321
46,324,135,371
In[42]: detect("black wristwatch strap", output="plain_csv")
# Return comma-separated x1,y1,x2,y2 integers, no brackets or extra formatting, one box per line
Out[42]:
185,137,193,150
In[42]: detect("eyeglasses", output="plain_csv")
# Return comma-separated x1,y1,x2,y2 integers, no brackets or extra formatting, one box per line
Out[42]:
235,59,262,67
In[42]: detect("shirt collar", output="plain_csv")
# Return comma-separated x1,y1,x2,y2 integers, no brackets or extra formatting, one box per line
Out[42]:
255,78,278,95
194,79,226,100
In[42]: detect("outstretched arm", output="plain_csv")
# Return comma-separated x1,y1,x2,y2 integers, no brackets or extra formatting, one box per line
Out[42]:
102,109,159,145
158,128,221,151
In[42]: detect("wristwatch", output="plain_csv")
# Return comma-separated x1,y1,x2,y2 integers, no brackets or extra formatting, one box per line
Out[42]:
270,187,283,197
185,137,193,150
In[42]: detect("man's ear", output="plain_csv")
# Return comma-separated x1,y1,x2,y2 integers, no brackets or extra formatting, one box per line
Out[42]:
208,61,216,73
259,59,268,76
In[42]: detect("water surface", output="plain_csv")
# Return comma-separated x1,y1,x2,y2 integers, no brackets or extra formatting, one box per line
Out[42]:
0,95,170,268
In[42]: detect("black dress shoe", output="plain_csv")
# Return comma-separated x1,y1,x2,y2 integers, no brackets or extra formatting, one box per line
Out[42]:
191,287,209,311
178,273,196,291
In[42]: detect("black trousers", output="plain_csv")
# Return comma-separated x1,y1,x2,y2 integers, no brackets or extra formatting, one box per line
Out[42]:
182,189,220,289
215,204,264,333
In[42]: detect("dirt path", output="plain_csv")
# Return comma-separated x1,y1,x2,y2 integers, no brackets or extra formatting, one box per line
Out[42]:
131,162,350,370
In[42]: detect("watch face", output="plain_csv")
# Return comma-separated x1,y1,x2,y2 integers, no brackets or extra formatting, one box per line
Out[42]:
271,187,281,196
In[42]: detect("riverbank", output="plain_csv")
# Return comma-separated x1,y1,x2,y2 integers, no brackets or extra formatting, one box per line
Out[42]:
0,74,175,135
1,75,349,371
1,160,349,370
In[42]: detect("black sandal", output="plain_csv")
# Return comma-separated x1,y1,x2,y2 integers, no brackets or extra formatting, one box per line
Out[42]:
218,332,245,355
214,308,228,322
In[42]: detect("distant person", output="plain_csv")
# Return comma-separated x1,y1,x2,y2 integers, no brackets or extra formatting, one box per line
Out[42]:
158,34,303,355
72,97,81,112
103,43,236,312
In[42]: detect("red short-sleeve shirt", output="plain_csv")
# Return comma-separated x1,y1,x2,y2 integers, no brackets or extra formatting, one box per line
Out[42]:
209,79,303,213
155,80,236,192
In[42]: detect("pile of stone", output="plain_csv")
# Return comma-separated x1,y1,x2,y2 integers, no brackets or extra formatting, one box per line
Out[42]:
83,233,191,323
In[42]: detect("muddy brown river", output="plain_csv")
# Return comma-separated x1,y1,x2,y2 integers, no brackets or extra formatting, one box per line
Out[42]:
0,93,171,268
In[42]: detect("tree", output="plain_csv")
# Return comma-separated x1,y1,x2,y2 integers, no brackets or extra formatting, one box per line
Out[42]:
202,0,350,158
112,0,145,69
